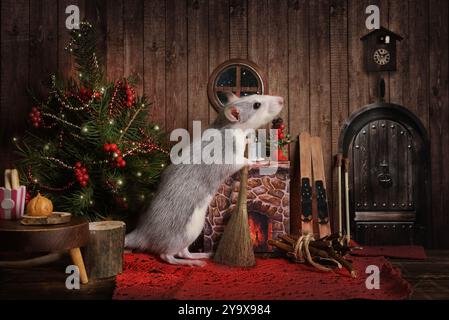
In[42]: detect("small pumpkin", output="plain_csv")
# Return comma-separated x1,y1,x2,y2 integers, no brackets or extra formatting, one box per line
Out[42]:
26,193,53,216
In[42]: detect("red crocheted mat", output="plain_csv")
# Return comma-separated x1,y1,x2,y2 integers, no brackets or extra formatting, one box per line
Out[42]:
113,253,411,300
350,244,427,260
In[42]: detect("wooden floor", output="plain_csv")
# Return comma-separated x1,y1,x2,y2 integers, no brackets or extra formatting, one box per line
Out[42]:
0,254,115,300
391,250,449,300
0,251,448,300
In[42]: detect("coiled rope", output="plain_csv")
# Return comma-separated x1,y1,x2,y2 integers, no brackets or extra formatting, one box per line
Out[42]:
293,234,342,272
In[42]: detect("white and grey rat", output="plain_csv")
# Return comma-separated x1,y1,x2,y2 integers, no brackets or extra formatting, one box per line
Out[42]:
125,93,284,266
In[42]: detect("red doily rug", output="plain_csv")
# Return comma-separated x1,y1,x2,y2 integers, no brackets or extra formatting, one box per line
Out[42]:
350,243,427,260
113,254,411,300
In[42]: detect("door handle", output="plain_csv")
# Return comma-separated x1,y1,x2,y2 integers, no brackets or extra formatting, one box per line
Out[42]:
377,161,392,188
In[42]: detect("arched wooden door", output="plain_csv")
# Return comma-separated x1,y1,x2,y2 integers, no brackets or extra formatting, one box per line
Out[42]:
340,103,430,246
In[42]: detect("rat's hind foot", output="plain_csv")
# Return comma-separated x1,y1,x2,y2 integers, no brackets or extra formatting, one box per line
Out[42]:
189,252,213,259
160,253,206,267
176,248,213,260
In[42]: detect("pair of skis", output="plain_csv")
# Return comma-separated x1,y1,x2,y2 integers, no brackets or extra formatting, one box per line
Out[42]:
299,132,331,238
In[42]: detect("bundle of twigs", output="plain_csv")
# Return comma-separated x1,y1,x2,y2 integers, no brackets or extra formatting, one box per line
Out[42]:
268,233,357,278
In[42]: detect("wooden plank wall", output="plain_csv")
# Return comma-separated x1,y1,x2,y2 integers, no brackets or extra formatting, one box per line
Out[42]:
0,0,448,247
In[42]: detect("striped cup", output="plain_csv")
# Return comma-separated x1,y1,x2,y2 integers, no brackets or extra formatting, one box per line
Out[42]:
0,186,26,220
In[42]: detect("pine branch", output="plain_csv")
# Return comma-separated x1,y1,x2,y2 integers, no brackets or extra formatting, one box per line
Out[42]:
118,102,147,142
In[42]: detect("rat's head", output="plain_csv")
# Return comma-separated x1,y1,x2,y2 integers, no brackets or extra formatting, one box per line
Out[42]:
220,93,284,129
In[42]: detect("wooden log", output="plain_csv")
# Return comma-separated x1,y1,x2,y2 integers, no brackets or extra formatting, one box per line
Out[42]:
83,221,126,280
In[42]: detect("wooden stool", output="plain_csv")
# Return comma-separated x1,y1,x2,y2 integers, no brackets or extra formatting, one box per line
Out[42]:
0,217,89,284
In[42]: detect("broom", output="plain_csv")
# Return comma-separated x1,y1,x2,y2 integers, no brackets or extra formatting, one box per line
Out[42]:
214,164,256,267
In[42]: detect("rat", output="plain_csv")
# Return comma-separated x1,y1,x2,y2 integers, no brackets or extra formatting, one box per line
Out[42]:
125,93,284,266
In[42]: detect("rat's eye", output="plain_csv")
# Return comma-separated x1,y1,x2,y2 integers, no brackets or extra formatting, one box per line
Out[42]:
253,102,261,110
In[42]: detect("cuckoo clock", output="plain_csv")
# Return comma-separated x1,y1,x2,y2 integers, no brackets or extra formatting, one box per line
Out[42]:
361,27,403,72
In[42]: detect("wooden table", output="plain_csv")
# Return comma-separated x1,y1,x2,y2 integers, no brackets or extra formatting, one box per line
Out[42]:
0,217,89,284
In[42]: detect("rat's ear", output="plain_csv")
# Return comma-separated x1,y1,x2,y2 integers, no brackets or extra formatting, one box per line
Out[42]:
224,105,240,122
226,92,239,103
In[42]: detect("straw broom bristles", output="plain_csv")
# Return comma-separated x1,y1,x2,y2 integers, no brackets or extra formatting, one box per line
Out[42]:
213,165,256,267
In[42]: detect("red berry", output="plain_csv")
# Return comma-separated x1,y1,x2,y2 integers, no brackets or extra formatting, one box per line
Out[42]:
126,89,133,96
33,122,39,128
104,143,111,152
75,162,82,168
117,159,126,168
83,174,89,181
80,167,87,174
127,101,133,108
80,181,87,187
116,156,123,162
110,144,118,151
278,133,285,140
115,150,121,156
279,124,285,130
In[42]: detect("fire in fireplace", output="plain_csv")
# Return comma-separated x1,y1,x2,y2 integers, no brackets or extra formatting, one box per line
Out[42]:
248,211,272,252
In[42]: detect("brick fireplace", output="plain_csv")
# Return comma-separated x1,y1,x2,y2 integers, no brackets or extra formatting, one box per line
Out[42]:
204,162,290,253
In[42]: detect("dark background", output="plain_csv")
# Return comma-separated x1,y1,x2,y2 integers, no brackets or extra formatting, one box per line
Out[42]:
0,0,448,247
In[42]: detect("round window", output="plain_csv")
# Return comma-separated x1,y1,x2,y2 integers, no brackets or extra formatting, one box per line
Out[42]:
207,59,267,111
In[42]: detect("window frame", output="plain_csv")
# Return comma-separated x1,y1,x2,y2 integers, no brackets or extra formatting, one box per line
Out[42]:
207,59,268,112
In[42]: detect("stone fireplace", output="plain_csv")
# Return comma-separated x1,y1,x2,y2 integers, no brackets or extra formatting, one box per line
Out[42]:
204,162,290,252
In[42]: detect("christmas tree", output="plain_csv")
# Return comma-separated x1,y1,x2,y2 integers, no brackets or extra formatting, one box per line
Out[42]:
15,22,169,220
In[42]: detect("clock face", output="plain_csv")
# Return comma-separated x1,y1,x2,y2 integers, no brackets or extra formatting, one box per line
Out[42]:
373,48,391,66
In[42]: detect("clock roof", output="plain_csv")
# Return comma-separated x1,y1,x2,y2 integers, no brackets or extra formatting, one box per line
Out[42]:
360,26,403,42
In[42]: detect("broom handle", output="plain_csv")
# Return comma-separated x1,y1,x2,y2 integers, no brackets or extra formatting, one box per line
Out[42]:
241,165,248,190
343,158,351,243
238,165,249,205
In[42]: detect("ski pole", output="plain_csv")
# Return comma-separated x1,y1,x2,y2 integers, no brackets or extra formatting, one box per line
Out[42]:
335,154,343,237
343,157,351,244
